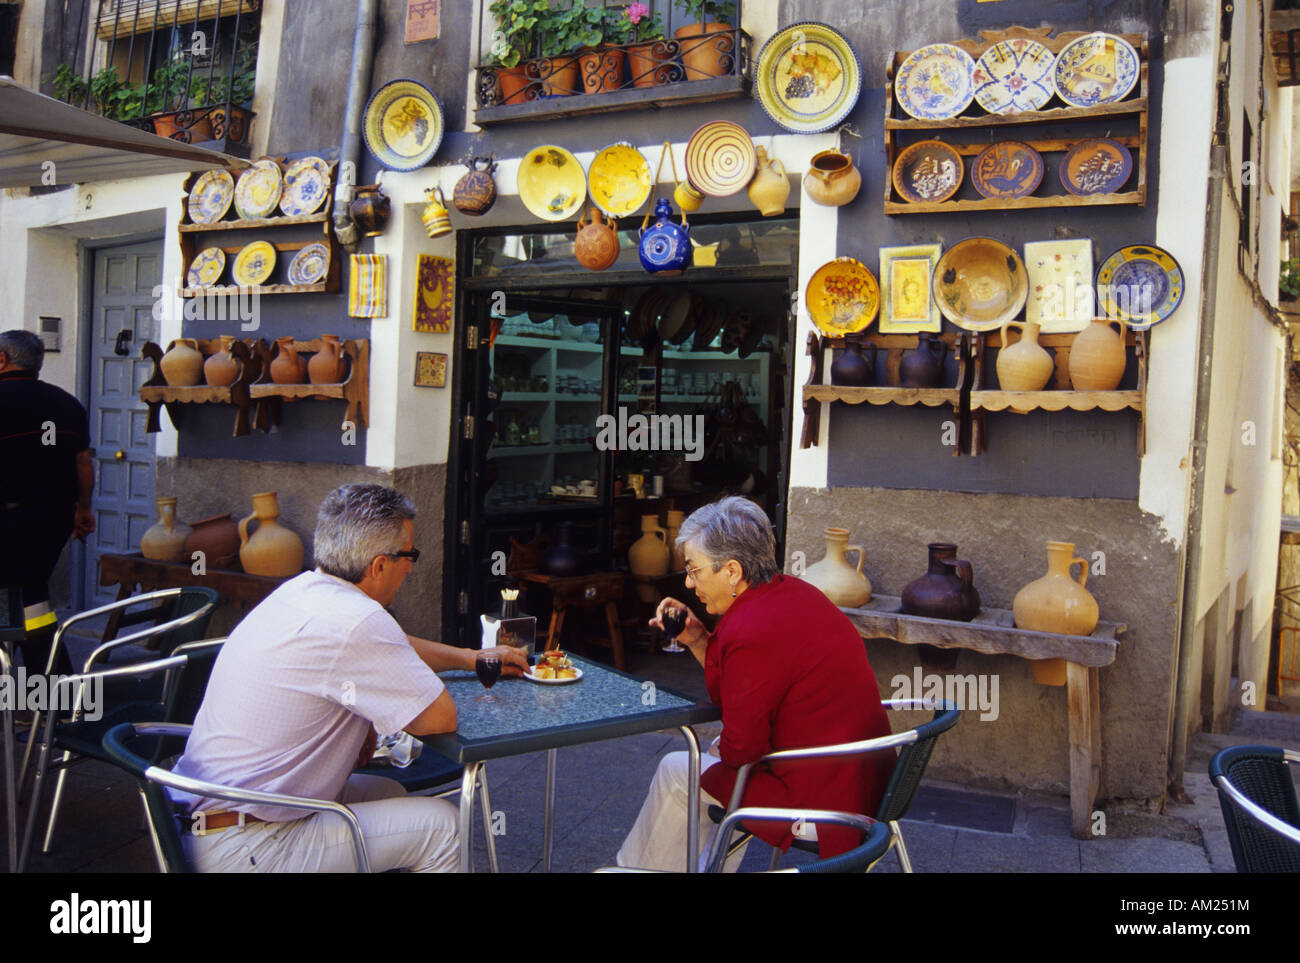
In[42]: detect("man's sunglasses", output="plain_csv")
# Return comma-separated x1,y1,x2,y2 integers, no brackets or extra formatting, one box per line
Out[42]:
386,549,421,563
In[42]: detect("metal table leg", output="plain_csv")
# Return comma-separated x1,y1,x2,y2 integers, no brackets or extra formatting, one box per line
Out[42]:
542,748,557,872
678,725,701,872
1,644,15,873
457,762,479,873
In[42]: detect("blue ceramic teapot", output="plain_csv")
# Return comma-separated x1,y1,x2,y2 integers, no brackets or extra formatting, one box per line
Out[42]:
638,198,692,275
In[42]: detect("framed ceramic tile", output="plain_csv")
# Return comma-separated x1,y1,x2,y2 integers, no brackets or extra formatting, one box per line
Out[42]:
413,254,454,333
878,244,941,333
414,351,447,388
1024,239,1094,332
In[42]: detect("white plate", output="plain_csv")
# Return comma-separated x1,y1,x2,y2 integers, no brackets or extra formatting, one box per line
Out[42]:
524,665,584,685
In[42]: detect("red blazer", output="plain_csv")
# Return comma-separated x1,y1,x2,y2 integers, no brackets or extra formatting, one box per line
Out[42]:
699,575,895,858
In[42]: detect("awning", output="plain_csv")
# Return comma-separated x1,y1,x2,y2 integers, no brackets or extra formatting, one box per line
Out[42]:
0,76,249,188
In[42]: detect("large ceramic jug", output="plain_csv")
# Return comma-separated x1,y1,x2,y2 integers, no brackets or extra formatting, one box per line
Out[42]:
665,509,686,571
997,321,1054,391
270,336,307,384
830,341,877,387
238,491,304,577
160,339,204,387
629,515,670,577
140,496,192,563
422,187,452,238
902,543,980,621
203,335,241,387
349,184,390,237
308,334,346,385
639,198,692,275
575,207,620,271
803,527,872,607
1014,540,1099,685
900,334,947,388
454,156,498,216
184,513,240,570
804,149,861,207
748,145,790,217
1069,318,1127,390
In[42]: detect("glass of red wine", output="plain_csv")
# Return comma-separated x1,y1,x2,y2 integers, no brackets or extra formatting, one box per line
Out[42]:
661,604,687,654
476,653,503,702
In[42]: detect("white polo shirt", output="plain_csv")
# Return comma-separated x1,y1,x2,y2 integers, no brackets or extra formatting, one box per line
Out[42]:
172,569,444,821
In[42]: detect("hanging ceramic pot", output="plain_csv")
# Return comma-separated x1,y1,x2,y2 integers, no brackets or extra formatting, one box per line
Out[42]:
453,156,498,216
996,320,1054,391
422,186,452,238
639,198,692,275
308,334,347,386
140,496,192,563
349,184,390,237
270,336,307,384
574,207,620,271
748,145,790,217
160,339,204,387
674,180,705,213
804,149,861,207
184,513,240,569
830,340,876,387
1014,540,1099,685
203,335,241,387
1069,318,1127,390
900,333,947,388
238,491,304,577
803,527,872,607
902,542,980,622
629,514,670,577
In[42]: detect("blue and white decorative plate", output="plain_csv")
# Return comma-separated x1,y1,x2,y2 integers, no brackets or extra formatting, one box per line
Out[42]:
280,157,330,216
895,43,976,120
1054,32,1139,108
187,169,234,225
973,39,1056,114
287,243,329,286
1095,245,1183,329
187,247,225,288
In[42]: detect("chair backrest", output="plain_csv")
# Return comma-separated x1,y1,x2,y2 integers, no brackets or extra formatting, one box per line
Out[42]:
875,698,961,823
162,638,227,727
1209,745,1300,873
138,587,222,657
102,722,193,873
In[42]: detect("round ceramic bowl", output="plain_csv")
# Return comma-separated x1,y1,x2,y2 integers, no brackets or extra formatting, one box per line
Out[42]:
932,237,1028,331
518,145,587,221
588,143,651,218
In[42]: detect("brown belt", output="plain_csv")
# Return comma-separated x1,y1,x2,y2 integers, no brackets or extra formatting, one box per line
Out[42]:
189,809,267,835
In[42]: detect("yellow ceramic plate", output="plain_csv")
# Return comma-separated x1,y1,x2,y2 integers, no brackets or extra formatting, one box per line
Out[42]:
932,237,1028,331
187,247,226,288
805,257,880,336
519,145,586,222
362,79,444,171
232,241,277,287
234,160,283,219
587,143,651,218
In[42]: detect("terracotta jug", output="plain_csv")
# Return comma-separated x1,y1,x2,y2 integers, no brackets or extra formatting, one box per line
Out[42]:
422,187,452,238
270,337,307,384
830,341,876,387
629,514,670,577
203,335,241,387
804,149,861,207
308,334,346,386
803,527,872,608
184,513,240,569
160,339,204,387
349,184,390,237
902,543,980,622
140,496,192,563
748,146,790,217
574,207,620,271
665,509,686,571
1014,541,1099,686
238,491,304,577
1069,318,1127,390
997,321,1054,391
453,156,497,217
900,334,947,388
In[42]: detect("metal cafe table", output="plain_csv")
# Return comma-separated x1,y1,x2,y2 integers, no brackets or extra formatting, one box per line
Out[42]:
423,654,720,872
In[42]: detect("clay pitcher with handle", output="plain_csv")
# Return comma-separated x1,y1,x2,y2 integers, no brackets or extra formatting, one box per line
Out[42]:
996,320,1053,391
238,491,304,577
803,527,872,607
574,207,620,271
270,336,307,384
748,145,790,217
804,149,861,207
1069,318,1127,390
1014,540,1099,685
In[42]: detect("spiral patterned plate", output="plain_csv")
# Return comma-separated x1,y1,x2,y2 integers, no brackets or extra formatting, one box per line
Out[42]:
684,121,757,197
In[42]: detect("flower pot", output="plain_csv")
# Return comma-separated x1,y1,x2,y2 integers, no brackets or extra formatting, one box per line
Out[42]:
536,56,580,97
203,335,241,387
160,339,204,387
1069,318,1127,390
184,513,241,570
997,321,1054,391
578,46,626,94
803,527,872,607
206,104,253,145
1014,541,1099,686
238,491,304,577
149,108,213,143
140,496,192,563
627,39,675,87
496,63,538,105
674,21,735,81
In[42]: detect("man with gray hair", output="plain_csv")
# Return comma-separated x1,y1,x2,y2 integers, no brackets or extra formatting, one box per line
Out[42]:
0,329,94,678
172,483,526,872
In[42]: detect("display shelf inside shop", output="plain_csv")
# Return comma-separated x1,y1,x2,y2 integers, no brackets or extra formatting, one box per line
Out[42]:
884,26,1149,215
248,338,370,431
139,338,261,437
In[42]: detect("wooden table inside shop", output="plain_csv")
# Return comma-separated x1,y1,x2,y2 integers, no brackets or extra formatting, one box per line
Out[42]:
98,553,290,643
517,570,627,671
842,596,1125,840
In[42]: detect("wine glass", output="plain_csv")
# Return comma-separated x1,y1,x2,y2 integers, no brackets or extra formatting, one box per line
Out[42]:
661,604,687,654
475,653,503,702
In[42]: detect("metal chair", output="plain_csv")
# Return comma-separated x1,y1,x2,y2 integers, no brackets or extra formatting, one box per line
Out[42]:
711,698,961,872
1208,745,1300,872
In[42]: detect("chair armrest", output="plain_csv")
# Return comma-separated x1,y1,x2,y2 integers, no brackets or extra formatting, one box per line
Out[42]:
1215,775,1300,846
705,807,876,873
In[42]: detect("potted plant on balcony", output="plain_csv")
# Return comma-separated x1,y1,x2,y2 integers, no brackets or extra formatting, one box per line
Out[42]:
624,3,671,88
674,0,737,81
487,0,543,104
577,4,632,94
143,56,214,142
1282,258,1300,303
190,33,259,144
535,2,591,97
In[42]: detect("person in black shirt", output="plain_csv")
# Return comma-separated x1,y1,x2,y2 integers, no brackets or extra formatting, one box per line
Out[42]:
0,330,94,675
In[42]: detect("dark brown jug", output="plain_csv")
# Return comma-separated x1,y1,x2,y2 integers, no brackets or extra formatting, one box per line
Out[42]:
901,542,980,621
350,185,390,237
830,340,876,387
899,333,947,388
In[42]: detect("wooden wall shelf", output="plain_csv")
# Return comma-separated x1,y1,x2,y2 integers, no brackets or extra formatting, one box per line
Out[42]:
139,338,260,436
250,338,370,430
970,390,1142,413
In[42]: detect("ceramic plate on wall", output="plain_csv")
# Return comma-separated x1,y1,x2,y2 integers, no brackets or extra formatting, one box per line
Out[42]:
892,140,964,204
932,237,1027,331
362,79,445,171
280,156,330,216
1054,32,1139,107
234,159,283,219
1095,244,1183,329
684,121,756,197
805,257,880,337
188,169,234,224
879,244,942,334
287,243,330,285
232,240,276,287
1059,138,1133,195
518,145,586,221
587,143,651,218
186,247,225,288
970,141,1043,199
754,21,861,133
972,39,1057,114
1024,239,1093,332
894,43,976,120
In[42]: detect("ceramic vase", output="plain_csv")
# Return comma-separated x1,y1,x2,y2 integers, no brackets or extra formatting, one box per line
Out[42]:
830,341,876,387
629,515,670,577
1014,540,1099,686
803,527,872,607
349,185,390,237
184,513,240,569
238,491,303,577
997,321,1054,391
160,339,204,387
140,496,192,563
674,21,735,81
270,337,307,384
575,207,620,271
453,156,497,216
900,334,947,388
804,150,861,207
748,146,790,217
665,509,686,572
1069,318,1127,390
203,335,241,387
422,187,452,238
539,522,586,576
639,198,692,275
308,334,346,386
902,543,980,622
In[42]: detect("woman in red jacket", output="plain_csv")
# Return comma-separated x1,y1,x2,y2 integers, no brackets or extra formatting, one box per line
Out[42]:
617,496,896,871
